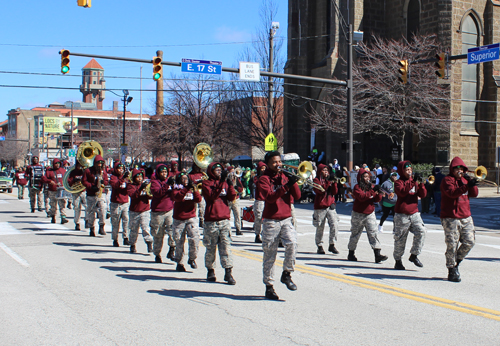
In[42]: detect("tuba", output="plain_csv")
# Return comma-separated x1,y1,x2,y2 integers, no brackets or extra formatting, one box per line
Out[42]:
193,143,213,170
62,167,85,193
77,140,103,168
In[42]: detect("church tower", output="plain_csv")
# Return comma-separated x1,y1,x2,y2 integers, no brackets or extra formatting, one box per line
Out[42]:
80,59,106,110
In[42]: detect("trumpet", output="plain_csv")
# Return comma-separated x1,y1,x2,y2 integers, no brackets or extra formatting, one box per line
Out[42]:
281,161,325,192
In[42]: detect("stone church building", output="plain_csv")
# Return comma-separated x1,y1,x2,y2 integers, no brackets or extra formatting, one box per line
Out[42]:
284,0,500,173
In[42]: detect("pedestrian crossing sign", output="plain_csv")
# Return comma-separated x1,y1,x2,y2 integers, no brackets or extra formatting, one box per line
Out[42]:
265,133,277,151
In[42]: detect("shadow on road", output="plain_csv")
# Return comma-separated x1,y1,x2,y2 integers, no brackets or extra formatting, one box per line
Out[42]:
466,257,500,262
117,273,208,283
148,288,265,301
346,272,445,281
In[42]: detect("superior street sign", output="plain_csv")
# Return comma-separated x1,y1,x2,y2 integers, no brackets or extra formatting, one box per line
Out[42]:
181,59,222,75
468,43,499,65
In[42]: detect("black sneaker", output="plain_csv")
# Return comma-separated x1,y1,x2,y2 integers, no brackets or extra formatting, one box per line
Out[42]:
409,254,423,267
265,285,279,300
176,264,186,272
224,268,236,285
328,244,339,254
166,246,175,261
51,216,56,224
317,246,326,254
61,218,69,224
155,255,162,263
130,245,137,254
280,271,297,291
188,259,197,269
207,269,216,282
123,238,130,246
75,223,81,231
448,267,461,282
255,234,262,243
394,260,406,270
89,227,96,237
113,240,119,247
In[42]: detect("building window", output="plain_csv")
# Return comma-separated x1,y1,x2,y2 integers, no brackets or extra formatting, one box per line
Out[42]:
461,15,478,132
406,0,420,39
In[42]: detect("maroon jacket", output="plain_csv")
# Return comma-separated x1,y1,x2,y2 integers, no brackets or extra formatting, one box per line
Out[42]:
202,162,237,222
150,164,174,212
82,157,109,197
313,163,338,210
41,159,66,192
188,163,204,184
67,167,85,193
15,171,28,186
394,160,427,215
109,162,129,204
259,167,301,220
127,169,151,212
173,185,202,220
254,162,267,201
352,168,382,214
440,157,478,219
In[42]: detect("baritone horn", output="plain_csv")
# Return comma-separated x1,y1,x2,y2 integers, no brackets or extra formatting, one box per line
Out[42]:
282,161,325,192
428,175,435,184
193,143,213,170
474,166,487,180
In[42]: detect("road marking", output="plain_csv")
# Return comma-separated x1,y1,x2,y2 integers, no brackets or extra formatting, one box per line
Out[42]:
233,248,500,322
0,222,23,235
0,242,29,267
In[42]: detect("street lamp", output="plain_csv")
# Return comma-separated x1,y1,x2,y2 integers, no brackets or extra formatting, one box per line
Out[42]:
122,89,133,146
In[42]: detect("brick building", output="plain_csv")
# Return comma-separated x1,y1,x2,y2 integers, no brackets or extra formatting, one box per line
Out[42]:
5,59,152,166
285,0,500,172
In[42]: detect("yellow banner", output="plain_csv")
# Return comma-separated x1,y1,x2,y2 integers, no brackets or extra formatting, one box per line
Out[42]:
43,117,78,134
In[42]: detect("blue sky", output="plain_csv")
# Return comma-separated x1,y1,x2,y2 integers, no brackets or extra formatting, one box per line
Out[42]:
0,0,287,122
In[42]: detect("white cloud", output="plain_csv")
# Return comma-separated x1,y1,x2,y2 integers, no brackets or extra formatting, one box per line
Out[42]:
214,26,251,42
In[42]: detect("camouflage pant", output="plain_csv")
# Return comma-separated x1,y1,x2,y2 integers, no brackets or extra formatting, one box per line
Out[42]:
151,210,175,256
228,198,241,232
197,198,206,224
17,185,26,199
203,220,233,269
43,188,49,212
28,187,43,210
173,217,200,265
86,195,106,228
291,204,298,229
72,191,86,226
129,210,153,245
262,217,297,286
393,212,426,260
348,211,381,250
253,200,265,236
441,216,475,268
314,208,339,246
110,202,129,240
48,190,66,218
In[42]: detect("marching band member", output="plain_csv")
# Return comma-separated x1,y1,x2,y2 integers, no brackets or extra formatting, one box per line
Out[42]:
150,164,176,263
347,168,388,263
14,166,28,200
82,155,108,237
440,157,478,282
188,163,206,228
67,162,87,231
226,166,243,236
26,156,44,212
172,172,202,272
259,151,301,300
202,162,237,285
127,169,154,254
109,162,130,247
378,172,398,233
253,162,267,243
169,160,180,177
393,161,427,270
312,163,340,255
41,158,68,224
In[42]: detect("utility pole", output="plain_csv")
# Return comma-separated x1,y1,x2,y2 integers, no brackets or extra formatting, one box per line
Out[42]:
70,102,74,149
347,24,354,171
268,22,279,135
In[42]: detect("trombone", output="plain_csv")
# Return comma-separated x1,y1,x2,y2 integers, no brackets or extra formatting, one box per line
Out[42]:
281,161,325,192
469,165,497,186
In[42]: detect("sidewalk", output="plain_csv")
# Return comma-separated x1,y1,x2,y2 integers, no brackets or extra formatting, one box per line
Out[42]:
477,186,500,198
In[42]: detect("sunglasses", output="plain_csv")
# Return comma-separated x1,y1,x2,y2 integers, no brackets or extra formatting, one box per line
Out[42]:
454,166,464,170
404,163,412,168
158,167,167,171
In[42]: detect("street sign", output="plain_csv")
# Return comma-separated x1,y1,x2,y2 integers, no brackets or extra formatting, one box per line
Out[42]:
265,133,277,151
239,62,260,81
120,143,128,155
68,149,76,157
0,136,4,141
468,43,499,65
181,58,222,75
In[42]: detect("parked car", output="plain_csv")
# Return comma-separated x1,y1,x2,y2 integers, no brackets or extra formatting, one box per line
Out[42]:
0,171,13,193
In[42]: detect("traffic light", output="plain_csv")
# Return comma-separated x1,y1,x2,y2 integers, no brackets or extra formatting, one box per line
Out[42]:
60,49,70,74
153,56,162,81
77,0,91,7
398,60,409,84
435,53,446,79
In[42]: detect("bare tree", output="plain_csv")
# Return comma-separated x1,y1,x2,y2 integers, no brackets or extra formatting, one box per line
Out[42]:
308,34,450,158
226,0,285,152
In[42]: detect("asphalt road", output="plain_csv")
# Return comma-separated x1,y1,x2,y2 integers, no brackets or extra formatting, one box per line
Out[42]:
0,189,499,345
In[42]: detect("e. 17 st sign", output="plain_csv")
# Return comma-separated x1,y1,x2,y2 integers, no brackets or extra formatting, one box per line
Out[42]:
468,43,499,65
181,58,222,75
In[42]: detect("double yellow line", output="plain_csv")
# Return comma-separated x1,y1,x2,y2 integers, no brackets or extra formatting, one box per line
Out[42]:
233,248,500,322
